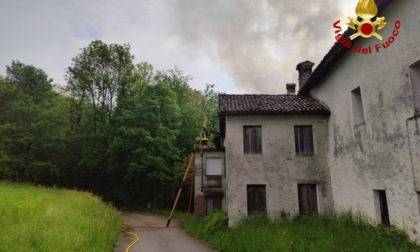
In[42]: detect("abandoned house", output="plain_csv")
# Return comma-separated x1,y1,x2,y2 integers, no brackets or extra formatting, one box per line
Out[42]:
194,0,420,241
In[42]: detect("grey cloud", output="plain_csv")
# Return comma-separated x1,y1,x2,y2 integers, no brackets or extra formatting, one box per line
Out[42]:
0,0,355,94
170,0,345,94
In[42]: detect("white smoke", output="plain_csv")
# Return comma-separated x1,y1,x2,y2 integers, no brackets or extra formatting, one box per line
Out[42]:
169,0,350,94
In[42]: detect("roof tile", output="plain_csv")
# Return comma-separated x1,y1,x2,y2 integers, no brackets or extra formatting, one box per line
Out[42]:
219,94,330,115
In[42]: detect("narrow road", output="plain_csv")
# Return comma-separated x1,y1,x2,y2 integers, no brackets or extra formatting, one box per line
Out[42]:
113,211,216,252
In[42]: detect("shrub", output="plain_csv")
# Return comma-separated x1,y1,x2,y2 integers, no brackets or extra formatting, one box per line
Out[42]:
181,211,420,252
204,209,228,234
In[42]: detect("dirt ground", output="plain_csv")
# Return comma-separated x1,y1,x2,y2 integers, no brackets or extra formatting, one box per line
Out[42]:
113,211,216,252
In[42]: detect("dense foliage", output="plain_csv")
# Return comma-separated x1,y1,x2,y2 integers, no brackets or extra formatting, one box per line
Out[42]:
0,40,219,207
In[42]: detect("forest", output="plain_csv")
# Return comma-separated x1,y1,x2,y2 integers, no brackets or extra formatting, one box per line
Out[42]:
0,40,219,208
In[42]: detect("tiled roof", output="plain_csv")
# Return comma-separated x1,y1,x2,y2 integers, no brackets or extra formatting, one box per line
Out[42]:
299,0,393,95
219,94,330,115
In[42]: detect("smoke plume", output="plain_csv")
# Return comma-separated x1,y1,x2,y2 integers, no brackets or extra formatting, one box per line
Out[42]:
169,0,346,94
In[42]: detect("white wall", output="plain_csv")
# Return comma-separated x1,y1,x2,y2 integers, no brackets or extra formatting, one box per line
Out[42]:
309,0,420,240
224,114,333,225
194,150,226,214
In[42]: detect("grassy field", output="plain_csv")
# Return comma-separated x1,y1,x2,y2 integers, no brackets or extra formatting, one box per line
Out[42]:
178,210,420,252
0,182,122,252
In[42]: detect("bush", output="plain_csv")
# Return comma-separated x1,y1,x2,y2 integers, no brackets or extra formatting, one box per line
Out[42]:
181,212,420,252
204,209,228,234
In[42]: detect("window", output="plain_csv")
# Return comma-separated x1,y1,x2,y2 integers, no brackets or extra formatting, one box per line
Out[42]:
244,126,262,154
374,190,390,225
247,185,266,215
351,87,365,125
417,192,420,220
294,126,314,155
206,196,222,215
206,197,213,215
298,184,318,215
409,61,420,115
206,157,222,176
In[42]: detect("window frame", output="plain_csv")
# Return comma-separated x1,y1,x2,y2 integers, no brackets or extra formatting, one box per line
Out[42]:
243,126,262,154
351,86,366,126
374,189,390,226
247,184,267,216
294,125,314,155
206,196,214,215
409,61,420,116
298,183,318,215
205,157,223,176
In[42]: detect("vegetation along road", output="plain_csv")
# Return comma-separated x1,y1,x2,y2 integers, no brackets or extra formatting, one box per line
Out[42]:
114,212,215,252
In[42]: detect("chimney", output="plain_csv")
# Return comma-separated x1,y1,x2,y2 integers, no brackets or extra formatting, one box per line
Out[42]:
286,83,296,95
296,60,315,90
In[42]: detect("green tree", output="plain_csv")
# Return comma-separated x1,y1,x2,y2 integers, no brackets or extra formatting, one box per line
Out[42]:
66,40,134,132
202,83,219,134
64,40,135,194
0,43,221,209
155,67,206,156
5,60,53,104
108,82,181,206
0,62,68,184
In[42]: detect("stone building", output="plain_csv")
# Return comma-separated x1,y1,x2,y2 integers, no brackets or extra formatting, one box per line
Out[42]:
194,0,420,241
299,0,420,240
218,94,333,225
193,147,226,216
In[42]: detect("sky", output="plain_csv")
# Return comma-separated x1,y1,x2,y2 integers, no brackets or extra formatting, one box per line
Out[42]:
0,0,358,94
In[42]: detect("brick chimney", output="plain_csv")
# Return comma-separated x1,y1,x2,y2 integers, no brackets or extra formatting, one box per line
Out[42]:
286,83,296,95
296,61,315,90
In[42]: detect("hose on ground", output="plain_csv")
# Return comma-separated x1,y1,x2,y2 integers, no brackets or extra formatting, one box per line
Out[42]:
123,171,194,251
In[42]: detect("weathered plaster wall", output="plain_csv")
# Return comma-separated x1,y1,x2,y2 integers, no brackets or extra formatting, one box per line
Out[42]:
194,150,226,215
224,114,333,226
309,0,420,240
409,117,420,191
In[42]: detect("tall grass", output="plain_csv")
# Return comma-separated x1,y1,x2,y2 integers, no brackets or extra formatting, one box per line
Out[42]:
181,211,420,252
0,182,122,251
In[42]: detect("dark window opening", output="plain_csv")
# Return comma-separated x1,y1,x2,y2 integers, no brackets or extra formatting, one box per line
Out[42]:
206,196,222,215
244,126,262,154
247,185,266,215
298,184,318,215
206,196,213,215
295,126,314,155
375,190,390,226
409,61,420,115
351,87,365,125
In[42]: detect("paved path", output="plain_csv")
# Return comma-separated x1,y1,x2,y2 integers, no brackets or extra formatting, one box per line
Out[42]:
113,211,216,252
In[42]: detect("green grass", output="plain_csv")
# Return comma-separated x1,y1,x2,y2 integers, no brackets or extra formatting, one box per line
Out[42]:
179,210,420,252
0,181,123,252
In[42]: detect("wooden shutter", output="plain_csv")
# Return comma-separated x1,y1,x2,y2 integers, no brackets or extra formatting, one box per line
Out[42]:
295,126,314,155
244,126,262,154
244,127,251,153
308,184,318,215
247,185,267,215
298,184,309,214
298,184,318,215
252,126,262,154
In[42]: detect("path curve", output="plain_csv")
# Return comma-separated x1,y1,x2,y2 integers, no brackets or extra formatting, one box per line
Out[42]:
113,211,216,252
